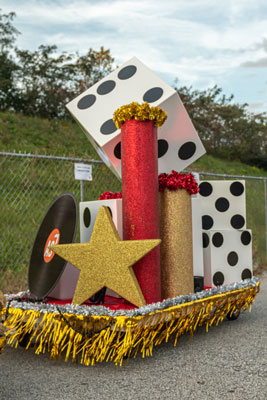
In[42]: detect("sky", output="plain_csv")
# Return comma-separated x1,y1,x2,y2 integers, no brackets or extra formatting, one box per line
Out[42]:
1,0,267,114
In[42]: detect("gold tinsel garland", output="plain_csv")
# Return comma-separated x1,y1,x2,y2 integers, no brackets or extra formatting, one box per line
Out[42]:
0,281,259,366
113,102,167,129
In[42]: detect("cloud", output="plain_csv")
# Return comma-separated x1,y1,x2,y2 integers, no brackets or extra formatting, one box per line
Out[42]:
3,1,267,52
244,73,257,78
241,57,267,68
247,102,267,112
6,0,265,79
1,0,267,108
253,37,267,52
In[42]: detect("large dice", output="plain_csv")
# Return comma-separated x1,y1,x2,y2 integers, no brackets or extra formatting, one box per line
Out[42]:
191,194,204,278
202,229,253,287
66,57,206,179
199,180,246,231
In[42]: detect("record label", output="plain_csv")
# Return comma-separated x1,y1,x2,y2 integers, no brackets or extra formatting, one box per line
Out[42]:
43,228,60,263
28,193,78,298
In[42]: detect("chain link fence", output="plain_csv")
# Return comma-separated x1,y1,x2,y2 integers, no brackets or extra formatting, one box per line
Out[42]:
0,152,121,292
1,152,266,293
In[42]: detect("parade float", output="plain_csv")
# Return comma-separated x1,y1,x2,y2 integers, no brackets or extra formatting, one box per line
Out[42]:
0,58,259,365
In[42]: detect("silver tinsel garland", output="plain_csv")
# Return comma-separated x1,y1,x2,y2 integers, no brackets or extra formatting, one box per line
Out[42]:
4,277,259,318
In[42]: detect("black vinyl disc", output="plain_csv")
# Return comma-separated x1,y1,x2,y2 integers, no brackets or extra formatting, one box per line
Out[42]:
28,193,78,298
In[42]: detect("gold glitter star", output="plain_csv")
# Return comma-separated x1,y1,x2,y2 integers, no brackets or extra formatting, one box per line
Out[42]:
50,206,160,307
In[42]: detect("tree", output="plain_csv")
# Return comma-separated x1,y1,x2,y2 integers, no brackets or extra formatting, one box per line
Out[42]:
176,84,267,167
13,45,114,118
0,9,19,51
0,9,114,118
0,10,20,111
14,45,75,118
74,47,114,92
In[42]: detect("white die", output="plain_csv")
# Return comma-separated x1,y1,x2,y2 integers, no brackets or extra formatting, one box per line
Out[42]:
67,57,206,179
79,199,122,243
199,180,246,231
191,194,204,277
203,229,253,287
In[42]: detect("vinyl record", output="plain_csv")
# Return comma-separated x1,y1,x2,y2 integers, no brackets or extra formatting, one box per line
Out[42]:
28,193,78,298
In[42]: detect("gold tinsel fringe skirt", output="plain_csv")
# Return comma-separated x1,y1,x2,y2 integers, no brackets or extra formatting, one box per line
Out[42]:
0,278,260,366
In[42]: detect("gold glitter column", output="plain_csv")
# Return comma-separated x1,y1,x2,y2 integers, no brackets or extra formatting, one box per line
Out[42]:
159,189,194,299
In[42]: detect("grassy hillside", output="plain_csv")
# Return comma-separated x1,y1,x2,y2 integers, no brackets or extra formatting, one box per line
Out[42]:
0,111,99,159
0,111,266,292
1,111,266,178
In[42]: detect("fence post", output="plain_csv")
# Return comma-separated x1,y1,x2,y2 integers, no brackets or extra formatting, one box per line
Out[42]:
80,180,84,202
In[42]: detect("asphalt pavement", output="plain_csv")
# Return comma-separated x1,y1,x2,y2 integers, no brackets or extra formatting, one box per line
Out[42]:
0,274,267,400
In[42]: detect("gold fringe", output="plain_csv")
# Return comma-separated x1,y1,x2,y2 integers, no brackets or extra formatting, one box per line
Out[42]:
0,282,260,365
113,102,167,129
0,335,6,354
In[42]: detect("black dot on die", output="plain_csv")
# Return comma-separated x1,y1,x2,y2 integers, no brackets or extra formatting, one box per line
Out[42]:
202,215,214,230
230,181,244,196
241,268,252,280
215,197,230,212
118,65,137,80
97,80,116,95
107,207,113,218
241,231,251,245
158,139,169,158
199,182,213,197
100,119,117,135
83,207,91,228
143,87,163,103
231,214,245,229
227,251,238,266
178,141,196,160
77,94,96,110
213,271,224,286
212,232,224,247
202,233,210,248
114,142,121,159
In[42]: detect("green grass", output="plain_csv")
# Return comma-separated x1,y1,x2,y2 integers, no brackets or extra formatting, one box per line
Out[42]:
0,111,266,292
190,154,267,178
0,111,99,159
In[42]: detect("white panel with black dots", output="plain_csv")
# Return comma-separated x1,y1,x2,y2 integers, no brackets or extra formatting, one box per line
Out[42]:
191,195,204,277
79,200,123,243
199,180,246,231
66,57,206,179
202,229,253,287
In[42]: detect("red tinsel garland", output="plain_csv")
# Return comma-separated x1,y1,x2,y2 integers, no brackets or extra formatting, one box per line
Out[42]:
98,191,122,200
158,171,199,194
98,171,199,199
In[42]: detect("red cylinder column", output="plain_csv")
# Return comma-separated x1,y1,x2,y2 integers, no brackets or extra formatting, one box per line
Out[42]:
121,119,161,304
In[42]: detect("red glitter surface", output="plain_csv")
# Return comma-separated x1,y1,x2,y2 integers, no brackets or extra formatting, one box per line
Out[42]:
47,296,135,310
98,173,199,199
98,191,122,200
121,119,161,304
